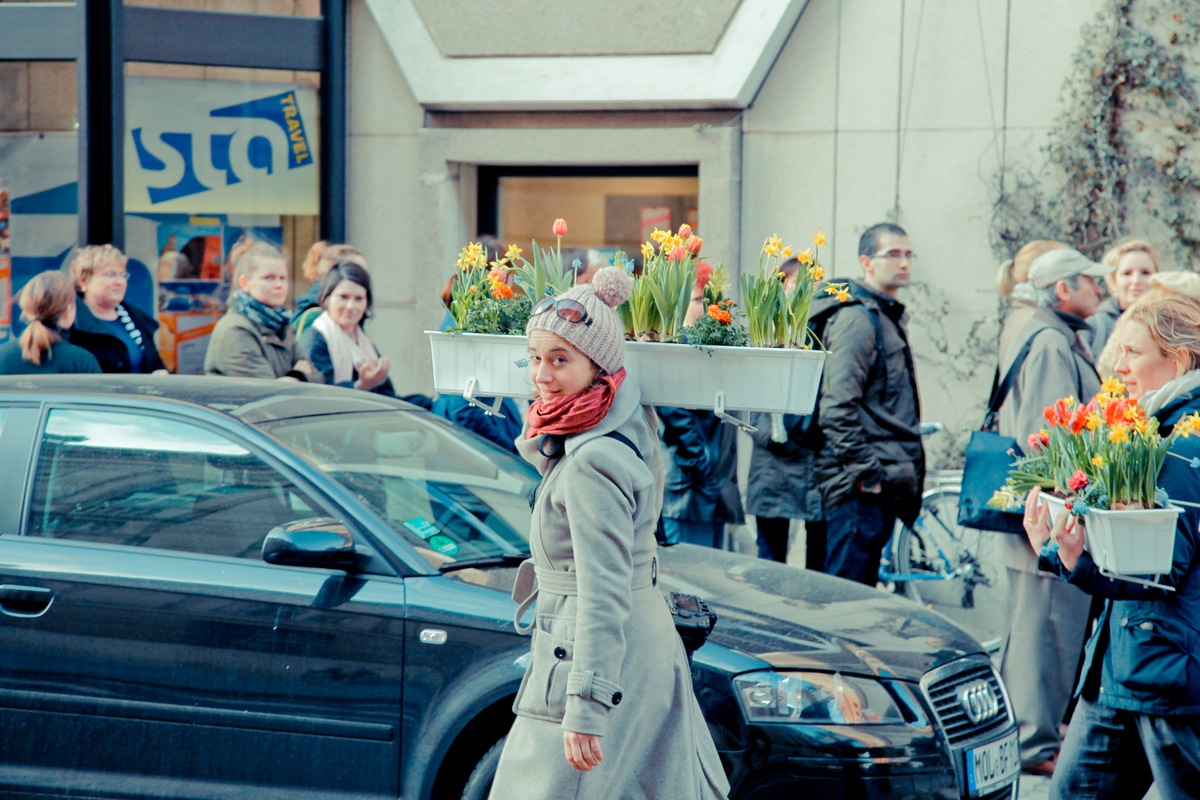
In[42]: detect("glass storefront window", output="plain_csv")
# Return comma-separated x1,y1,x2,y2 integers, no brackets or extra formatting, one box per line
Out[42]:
489,173,699,273
124,0,320,16
123,62,321,372
0,60,78,346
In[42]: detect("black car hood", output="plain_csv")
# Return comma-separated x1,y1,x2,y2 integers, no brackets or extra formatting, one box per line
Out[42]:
653,544,983,681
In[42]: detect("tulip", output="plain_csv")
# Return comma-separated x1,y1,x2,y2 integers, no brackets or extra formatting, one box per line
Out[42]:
678,224,693,239
686,235,703,255
669,245,688,261
552,218,568,237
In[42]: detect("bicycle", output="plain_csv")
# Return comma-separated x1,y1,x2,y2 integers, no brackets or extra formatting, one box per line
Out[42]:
878,423,1010,654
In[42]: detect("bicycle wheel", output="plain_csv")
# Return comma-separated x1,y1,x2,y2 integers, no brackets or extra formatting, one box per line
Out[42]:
893,489,1010,653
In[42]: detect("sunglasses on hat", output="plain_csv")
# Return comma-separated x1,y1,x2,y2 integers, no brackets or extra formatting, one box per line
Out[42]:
531,297,592,327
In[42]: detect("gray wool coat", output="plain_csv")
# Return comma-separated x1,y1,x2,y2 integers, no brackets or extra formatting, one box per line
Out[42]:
489,381,729,800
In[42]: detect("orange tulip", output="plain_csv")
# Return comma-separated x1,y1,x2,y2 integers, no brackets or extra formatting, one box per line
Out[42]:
686,235,703,255
552,218,568,237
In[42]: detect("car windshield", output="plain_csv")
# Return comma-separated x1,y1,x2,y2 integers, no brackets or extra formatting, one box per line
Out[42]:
258,410,537,570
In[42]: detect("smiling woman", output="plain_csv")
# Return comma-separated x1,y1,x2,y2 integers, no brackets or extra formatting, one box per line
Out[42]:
300,261,396,396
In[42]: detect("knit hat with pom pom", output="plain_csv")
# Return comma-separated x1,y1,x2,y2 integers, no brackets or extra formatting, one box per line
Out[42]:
526,265,633,375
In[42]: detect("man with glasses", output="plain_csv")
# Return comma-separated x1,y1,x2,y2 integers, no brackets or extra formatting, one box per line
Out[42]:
811,223,925,585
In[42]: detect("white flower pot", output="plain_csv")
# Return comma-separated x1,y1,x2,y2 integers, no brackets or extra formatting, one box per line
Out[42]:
427,331,827,414
1040,494,1179,576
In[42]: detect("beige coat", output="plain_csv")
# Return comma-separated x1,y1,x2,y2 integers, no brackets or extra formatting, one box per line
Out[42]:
490,381,728,800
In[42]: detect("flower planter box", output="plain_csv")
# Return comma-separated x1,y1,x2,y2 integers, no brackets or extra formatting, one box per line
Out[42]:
427,331,827,415
1040,494,1180,576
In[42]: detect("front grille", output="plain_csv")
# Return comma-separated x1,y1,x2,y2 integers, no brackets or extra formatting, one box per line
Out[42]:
976,785,1017,800
921,657,1012,747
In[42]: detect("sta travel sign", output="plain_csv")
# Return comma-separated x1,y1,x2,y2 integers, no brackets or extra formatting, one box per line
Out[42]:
125,78,319,215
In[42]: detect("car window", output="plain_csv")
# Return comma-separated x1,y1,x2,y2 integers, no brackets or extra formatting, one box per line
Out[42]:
27,408,322,559
260,410,537,568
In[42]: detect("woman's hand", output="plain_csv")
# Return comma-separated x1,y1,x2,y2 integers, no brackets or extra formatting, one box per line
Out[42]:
1056,512,1084,572
293,359,315,377
356,356,390,392
1022,487,1052,553
563,731,603,771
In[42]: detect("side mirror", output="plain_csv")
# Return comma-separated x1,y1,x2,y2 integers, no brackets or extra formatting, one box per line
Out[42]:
262,518,357,569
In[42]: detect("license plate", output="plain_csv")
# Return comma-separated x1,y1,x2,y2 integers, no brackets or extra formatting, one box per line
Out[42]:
965,731,1019,795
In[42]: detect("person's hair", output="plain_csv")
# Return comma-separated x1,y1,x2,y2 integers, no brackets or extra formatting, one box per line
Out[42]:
996,240,1066,297
69,244,126,295
858,223,907,259
440,273,457,310
317,261,374,321
1123,295,1200,373
1101,238,1160,271
235,242,285,284
301,240,329,283
314,244,365,281
18,271,75,365
1149,271,1200,300
1035,273,1081,308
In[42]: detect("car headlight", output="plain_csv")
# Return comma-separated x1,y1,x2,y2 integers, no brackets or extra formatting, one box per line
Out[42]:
733,671,908,724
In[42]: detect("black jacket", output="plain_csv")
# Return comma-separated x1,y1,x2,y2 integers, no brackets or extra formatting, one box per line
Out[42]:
70,298,166,374
812,279,925,523
0,337,101,375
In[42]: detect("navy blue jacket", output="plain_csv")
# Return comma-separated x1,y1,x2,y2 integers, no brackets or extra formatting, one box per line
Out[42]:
1040,390,1200,715
431,395,522,454
300,326,396,397
0,337,101,375
658,407,743,525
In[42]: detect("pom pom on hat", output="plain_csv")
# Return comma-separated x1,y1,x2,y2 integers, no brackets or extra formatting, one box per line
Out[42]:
591,266,633,308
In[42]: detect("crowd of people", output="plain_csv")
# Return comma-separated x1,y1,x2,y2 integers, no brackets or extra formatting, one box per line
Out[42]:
2,224,1198,797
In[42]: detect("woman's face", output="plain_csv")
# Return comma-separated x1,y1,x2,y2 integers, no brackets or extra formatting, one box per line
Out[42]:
528,329,599,403
1112,250,1156,309
325,279,369,333
239,257,289,308
81,262,129,311
1114,320,1184,399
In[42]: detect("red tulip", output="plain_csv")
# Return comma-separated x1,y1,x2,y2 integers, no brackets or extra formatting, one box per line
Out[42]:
669,245,688,261
552,218,568,237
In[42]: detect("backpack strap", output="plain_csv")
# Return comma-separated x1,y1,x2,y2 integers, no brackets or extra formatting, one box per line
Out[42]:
604,430,643,461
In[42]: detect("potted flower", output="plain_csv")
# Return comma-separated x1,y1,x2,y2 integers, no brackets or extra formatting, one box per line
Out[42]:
990,378,1200,576
427,220,847,419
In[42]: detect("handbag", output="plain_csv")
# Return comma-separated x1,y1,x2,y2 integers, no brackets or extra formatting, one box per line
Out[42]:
957,336,1038,535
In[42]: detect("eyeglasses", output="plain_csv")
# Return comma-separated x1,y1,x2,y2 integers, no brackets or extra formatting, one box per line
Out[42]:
531,297,592,327
97,270,130,280
870,250,917,262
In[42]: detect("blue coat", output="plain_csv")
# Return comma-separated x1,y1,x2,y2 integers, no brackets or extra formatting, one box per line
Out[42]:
658,407,743,525
1041,390,1200,715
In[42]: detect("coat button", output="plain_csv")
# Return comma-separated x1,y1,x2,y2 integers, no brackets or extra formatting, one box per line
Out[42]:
612,692,622,705
553,646,566,659
1120,617,1129,626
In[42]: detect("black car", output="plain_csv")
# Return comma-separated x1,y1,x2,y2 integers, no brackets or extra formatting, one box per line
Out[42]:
0,376,1019,799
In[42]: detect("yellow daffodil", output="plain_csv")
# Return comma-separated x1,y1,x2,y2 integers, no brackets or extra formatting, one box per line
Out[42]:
835,288,851,302
808,264,824,280
797,249,814,266
1099,376,1125,396
1085,411,1102,431
505,243,523,260
782,246,794,259
813,230,828,247
640,241,654,261
1109,424,1130,444
1091,455,1104,467
764,234,783,256
650,227,669,244
1177,412,1200,437
823,284,840,296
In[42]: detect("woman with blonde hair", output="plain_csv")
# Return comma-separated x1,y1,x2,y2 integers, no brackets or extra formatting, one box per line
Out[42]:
0,271,100,374
1095,271,1200,378
69,244,166,374
1023,293,1200,798
997,239,1067,362
1090,238,1160,353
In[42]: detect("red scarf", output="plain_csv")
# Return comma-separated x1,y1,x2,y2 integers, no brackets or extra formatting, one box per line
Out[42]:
526,368,627,438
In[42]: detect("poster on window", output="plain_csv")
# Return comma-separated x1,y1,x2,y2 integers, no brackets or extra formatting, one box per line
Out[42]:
125,78,319,215
0,187,10,342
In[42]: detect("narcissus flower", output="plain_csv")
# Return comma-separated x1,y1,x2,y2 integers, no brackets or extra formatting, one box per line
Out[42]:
812,230,828,247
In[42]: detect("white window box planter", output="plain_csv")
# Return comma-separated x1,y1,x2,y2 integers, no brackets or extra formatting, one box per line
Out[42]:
1040,493,1180,584
427,331,827,421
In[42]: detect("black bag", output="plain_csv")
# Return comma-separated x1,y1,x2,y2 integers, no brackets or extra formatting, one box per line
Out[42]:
957,336,1038,535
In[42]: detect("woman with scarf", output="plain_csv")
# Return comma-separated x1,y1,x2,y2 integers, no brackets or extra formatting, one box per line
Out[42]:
1023,294,1200,799
488,267,728,800
204,242,319,382
69,244,167,374
299,261,394,395
0,270,100,375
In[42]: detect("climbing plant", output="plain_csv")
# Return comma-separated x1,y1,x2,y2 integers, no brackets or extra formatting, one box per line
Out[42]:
992,0,1200,267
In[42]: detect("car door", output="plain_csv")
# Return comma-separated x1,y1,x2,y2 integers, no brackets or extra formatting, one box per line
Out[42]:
0,402,408,800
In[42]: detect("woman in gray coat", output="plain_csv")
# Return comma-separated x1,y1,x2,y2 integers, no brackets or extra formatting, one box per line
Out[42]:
490,267,728,800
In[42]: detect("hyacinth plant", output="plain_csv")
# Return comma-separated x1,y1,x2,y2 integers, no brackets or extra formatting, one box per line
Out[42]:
448,219,577,335
989,377,1200,515
740,231,848,349
618,224,703,342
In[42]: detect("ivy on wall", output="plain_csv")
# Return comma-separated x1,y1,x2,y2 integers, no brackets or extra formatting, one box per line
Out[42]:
992,0,1200,267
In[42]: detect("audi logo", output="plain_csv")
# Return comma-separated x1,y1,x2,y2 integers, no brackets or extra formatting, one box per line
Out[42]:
957,681,1000,724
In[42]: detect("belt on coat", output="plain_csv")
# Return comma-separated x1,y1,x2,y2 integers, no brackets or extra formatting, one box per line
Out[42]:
513,557,657,635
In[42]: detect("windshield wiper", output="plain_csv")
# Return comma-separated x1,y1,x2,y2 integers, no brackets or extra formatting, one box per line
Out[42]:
438,551,531,573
